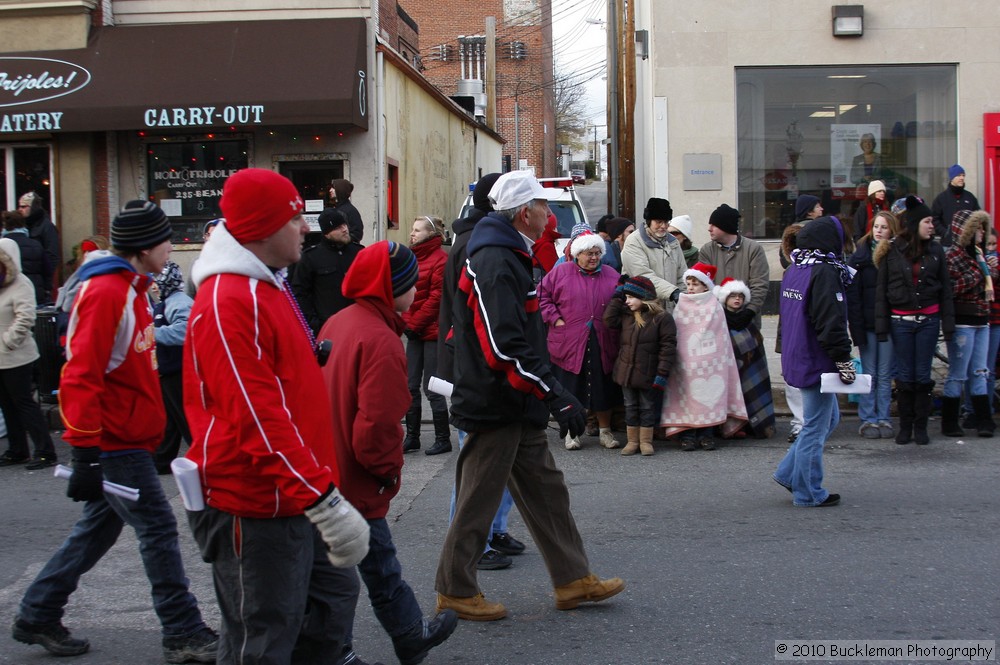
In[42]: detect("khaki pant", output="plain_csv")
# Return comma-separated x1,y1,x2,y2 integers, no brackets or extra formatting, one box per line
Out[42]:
435,421,590,597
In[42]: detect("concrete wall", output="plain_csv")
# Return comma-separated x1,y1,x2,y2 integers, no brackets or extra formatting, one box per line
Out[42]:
382,59,503,244
637,0,1000,278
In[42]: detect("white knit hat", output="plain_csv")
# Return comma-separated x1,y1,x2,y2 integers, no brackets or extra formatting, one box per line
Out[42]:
667,214,693,240
570,232,606,258
868,179,886,196
714,277,751,305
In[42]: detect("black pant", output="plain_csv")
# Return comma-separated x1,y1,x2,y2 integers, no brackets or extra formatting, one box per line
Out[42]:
0,362,54,458
154,372,191,472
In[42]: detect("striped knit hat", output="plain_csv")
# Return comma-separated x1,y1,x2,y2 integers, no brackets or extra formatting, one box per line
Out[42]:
111,200,172,251
623,275,657,302
387,241,418,297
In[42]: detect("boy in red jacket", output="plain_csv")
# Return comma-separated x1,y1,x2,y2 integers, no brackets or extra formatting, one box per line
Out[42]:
14,201,218,663
319,240,458,665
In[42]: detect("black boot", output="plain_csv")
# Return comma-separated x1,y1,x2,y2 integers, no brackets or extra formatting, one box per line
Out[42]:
402,405,421,453
971,394,995,438
392,611,458,665
913,384,934,445
940,395,964,438
425,410,452,455
894,382,914,445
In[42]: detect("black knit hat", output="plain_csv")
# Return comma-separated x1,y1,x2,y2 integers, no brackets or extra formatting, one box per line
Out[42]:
112,200,172,251
709,204,741,235
388,241,419,297
318,208,349,235
904,195,933,234
643,198,672,223
794,195,820,221
472,173,502,213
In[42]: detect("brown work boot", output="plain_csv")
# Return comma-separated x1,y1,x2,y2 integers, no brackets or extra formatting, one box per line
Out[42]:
621,426,640,456
435,592,507,621
554,573,625,610
639,427,655,456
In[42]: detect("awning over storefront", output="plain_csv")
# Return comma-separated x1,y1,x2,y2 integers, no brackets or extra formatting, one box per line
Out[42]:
0,18,369,133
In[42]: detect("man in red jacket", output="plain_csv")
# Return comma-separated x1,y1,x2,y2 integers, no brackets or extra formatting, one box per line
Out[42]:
182,169,371,665
14,201,218,663
319,240,458,665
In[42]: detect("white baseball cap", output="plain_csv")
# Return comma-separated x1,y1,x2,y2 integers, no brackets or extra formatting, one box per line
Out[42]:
488,171,547,211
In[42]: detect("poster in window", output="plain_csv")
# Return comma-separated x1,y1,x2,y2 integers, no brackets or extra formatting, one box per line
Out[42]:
147,140,248,219
830,124,881,189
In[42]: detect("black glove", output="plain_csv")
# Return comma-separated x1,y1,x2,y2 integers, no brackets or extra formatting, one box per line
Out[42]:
403,329,418,340
545,384,586,439
669,289,680,303
728,308,755,330
617,273,630,286
835,360,856,385
67,446,104,502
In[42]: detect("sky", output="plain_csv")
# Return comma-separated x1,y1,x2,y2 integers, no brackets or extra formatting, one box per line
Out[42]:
550,0,608,142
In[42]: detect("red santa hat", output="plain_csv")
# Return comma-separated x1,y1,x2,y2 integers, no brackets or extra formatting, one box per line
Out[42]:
683,261,717,291
714,277,751,304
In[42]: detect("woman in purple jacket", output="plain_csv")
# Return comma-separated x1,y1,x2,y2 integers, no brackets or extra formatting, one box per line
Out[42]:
538,231,621,450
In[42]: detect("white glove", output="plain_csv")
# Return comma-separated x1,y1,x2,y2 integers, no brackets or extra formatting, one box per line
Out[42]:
305,487,370,568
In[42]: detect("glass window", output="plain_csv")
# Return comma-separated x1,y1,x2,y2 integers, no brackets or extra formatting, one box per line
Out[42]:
735,65,957,239
147,138,250,243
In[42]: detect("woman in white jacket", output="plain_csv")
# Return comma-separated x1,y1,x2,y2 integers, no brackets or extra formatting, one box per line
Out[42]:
0,237,56,468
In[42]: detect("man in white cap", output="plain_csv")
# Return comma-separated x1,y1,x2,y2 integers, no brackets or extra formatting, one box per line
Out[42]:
435,170,625,622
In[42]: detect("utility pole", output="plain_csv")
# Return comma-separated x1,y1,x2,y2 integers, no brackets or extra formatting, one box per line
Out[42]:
612,0,636,222
607,0,619,216
485,17,496,131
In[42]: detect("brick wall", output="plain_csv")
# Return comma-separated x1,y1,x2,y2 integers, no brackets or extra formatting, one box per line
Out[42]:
402,0,555,175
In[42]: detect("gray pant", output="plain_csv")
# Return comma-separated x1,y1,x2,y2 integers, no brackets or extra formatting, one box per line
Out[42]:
189,508,359,665
435,421,590,597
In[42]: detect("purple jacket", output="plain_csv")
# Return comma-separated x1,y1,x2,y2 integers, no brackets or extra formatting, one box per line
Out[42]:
538,261,620,374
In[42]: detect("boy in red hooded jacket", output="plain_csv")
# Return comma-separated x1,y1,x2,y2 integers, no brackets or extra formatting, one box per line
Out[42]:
319,240,458,665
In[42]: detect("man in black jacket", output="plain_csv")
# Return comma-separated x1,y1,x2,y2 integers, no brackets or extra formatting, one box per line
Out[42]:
434,170,624,622
3,210,52,303
291,208,362,334
329,178,365,244
931,164,980,245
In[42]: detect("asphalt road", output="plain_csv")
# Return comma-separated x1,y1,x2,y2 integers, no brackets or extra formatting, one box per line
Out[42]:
576,180,609,226
1,417,997,665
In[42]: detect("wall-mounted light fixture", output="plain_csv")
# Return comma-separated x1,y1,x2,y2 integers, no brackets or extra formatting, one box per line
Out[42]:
832,5,864,37
635,30,649,60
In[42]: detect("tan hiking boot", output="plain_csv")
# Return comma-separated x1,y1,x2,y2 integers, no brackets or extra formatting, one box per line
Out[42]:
554,573,625,610
435,592,507,621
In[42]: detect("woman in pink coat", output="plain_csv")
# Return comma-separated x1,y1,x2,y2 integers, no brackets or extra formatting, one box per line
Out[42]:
538,231,621,450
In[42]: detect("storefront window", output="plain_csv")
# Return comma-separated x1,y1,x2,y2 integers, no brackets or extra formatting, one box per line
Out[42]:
147,138,250,243
736,65,957,239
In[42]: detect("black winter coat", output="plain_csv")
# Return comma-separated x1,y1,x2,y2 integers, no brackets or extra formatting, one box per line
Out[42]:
291,238,362,333
6,232,51,304
847,240,877,347
603,296,676,389
874,238,954,340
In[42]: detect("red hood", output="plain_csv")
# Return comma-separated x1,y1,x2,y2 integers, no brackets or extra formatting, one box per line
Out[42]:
342,241,395,308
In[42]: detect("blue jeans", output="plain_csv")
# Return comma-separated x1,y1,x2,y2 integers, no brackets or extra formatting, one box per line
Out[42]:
890,315,940,385
20,451,206,636
859,330,893,424
774,384,839,507
621,386,659,427
449,430,514,551
357,518,422,639
944,325,988,398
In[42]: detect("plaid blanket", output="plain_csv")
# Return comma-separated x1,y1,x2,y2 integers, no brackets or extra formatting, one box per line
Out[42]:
728,323,776,437
660,290,748,436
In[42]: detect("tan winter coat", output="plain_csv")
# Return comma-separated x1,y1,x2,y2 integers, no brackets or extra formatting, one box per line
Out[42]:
0,237,39,369
620,223,686,304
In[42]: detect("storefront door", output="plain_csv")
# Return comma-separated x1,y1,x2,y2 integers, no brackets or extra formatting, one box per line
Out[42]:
279,161,345,245
1,145,53,216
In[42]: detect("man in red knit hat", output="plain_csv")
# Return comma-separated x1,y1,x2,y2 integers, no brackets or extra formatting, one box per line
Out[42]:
183,168,372,665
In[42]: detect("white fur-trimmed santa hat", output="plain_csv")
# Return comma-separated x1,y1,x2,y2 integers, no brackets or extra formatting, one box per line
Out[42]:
714,277,751,304
570,231,606,258
683,261,717,292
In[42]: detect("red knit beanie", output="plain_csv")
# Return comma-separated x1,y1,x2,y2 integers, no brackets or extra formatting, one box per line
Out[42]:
221,169,304,244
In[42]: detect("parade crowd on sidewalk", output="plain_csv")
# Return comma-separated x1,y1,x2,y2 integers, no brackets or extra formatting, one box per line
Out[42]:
1,163,996,664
